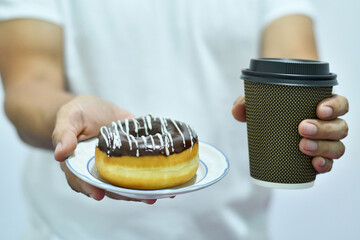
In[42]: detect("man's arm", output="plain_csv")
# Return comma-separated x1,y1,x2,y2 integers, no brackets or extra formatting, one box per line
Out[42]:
0,20,151,202
232,15,317,124
261,14,318,60
0,19,73,149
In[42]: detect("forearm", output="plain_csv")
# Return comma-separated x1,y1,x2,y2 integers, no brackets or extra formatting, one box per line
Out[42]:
4,80,74,149
261,14,318,60
0,19,69,149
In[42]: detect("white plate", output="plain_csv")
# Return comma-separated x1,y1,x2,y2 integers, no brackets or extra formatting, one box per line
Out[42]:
66,138,229,199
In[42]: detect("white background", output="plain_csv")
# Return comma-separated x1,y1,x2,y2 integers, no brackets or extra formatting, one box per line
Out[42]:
1,0,359,239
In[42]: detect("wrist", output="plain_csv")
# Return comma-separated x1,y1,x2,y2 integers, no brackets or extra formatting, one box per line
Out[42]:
4,82,75,148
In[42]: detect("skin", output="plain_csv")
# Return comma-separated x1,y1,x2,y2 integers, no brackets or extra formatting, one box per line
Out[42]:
0,15,349,202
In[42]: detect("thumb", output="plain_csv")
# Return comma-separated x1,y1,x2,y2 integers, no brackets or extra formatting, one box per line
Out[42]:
232,95,246,122
52,108,83,162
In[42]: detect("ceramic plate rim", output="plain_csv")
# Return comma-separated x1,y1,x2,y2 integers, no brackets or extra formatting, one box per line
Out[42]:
66,139,229,198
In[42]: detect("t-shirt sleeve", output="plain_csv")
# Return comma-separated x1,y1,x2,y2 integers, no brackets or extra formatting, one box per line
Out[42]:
0,0,62,25
261,0,315,28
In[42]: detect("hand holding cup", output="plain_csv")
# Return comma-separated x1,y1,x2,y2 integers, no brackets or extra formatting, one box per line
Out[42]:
233,94,348,174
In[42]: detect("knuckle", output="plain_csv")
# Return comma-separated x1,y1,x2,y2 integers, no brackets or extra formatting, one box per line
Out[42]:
320,141,343,159
318,121,334,139
326,159,333,172
334,95,349,115
332,100,341,113
325,122,335,135
341,120,349,138
67,179,80,193
70,186,80,193
343,97,350,114
51,131,59,146
57,104,68,117
339,142,346,157
332,142,345,159
323,119,348,140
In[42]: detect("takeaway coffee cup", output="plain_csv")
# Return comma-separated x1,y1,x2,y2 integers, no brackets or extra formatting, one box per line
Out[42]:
241,58,338,189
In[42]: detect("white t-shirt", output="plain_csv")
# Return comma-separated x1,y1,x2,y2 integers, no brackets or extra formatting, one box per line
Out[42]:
0,1,314,239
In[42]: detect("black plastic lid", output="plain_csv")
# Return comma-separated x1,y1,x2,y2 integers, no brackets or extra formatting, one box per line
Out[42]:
241,58,338,86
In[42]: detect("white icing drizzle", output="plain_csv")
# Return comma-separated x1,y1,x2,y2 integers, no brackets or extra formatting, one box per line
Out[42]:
146,115,152,130
100,126,110,148
149,135,155,149
159,118,165,133
117,120,125,133
112,122,122,149
155,133,169,156
141,135,148,148
132,118,139,135
155,133,163,147
171,119,186,147
125,119,130,134
142,116,149,135
129,135,139,157
159,117,174,152
167,132,174,152
164,135,170,156
99,116,195,158
186,123,194,150
118,120,131,150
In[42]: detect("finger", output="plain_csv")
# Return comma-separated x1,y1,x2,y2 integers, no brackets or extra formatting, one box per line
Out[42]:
317,94,349,120
52,106,83,162
232,95,246,122
105,192,157,204
299,138,345,159
61,162,105,200
298,118,348,140
312,156,333,174
53,127,79,162
113,110,135,122
143,199,157,205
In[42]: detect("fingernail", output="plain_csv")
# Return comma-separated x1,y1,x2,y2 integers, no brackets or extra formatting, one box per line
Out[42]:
304,140,318,151
322,106,333,118
319,158,326,167
55,142,62,153
303,123,317,135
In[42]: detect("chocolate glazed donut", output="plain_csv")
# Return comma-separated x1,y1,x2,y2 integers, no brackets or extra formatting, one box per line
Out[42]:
95,115,199,189
96,115,198,157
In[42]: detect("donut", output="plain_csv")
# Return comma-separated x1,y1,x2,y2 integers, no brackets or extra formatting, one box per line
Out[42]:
95,115,199,190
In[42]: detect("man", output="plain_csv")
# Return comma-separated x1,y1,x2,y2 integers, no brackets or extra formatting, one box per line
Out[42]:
0,0,348,239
